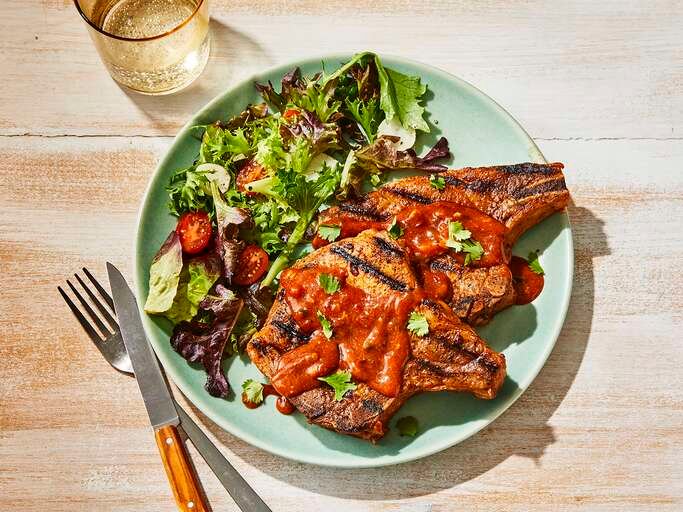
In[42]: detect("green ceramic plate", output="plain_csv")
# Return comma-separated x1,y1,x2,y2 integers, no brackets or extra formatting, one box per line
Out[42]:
135,54,573,468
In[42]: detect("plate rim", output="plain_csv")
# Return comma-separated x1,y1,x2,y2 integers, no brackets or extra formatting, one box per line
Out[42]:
134,53,574,468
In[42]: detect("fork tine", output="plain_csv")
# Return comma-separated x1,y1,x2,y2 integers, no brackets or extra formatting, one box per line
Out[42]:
82,267,115,310
75,273,119,331
66,279,111,337
58,286,105,344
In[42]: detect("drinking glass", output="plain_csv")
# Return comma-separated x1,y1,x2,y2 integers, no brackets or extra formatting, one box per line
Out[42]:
74,0,211,95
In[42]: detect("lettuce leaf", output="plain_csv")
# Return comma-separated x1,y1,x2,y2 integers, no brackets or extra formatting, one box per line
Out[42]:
322,52,429,133
170,285,243,398
165,255,222,324
376,62,429,133
199,123,251,165
212,182,251,284
356,136,450,174
144,232,183,314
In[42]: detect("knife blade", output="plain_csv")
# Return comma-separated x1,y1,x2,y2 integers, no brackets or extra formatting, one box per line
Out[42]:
107,262,178,429
107,262,208,512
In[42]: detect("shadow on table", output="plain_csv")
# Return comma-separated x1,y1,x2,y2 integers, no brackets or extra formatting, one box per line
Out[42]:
120,20,272,129
191,203,608,500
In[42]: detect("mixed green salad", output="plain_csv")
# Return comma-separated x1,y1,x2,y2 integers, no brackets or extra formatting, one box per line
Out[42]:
143,52,451,398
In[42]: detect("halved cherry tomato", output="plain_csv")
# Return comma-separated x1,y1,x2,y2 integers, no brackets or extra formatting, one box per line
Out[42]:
283,108,299,120
176,211,212,254
236,159,268,195
233,245,269,286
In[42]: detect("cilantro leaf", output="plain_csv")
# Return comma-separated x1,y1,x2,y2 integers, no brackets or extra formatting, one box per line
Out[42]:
241,379,264,405
446,221,484,265
388,217,403,239
396,416,418,437
430,174,445,190
449,221,471,241
318,224,341,242
375,57,429,132
318,370,357,401
462,239,484,265
317,310,333,338
528,250,545,275
407,311,429,336
319,273,340,294
446,221,472,251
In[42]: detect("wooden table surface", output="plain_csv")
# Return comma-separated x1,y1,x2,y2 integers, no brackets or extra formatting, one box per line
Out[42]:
1,1,682,511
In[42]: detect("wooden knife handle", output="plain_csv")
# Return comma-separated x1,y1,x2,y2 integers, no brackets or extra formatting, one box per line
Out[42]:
155,425,209,512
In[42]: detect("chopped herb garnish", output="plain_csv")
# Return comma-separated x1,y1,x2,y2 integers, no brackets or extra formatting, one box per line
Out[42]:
396,416,418,437
407,311,429,336
317,310,333,338
370,173,382,186
387,217,403,239
318,370,357,401
446,220,471,250
462,239,484,265
241,379,264,405
319,273,341,294
318,224,341,242
528,250,545,275
429,174,445,190
446,220,483,265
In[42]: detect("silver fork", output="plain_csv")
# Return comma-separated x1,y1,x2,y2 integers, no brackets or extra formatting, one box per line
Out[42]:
59,268,272,512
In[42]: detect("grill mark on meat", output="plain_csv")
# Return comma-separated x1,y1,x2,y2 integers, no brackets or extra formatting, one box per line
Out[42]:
250,339,270,356
361,399,384,415
442,176,495,193
414,354,499,376
498,163,559,175
384,187,434,204
429,258,459,273
337,421,371,434
301,402,326,420
373,236,405,258
338,202,390,221
510,178,567,200
432,332,465,351
452,296,475,316
272,320,310,342
442,175,465,187
330,246,409,292
430,334,499,372
413,358,451,376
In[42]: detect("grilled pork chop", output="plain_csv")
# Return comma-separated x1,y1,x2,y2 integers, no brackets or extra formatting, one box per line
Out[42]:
315,162,570,324
248,230,506,440
320,162,569,245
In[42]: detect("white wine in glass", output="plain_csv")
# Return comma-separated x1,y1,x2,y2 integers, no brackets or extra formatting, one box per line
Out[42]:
74,0,210,94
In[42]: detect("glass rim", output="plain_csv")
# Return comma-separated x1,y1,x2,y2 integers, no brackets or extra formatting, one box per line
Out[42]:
73,0,206,42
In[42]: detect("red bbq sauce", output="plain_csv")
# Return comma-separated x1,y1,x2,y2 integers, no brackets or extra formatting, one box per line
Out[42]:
313,202,509,268
271,265,421,398
419,265,451,301
509,256,545,304
275,396,295,414
280,202,530,402
241,384,295,415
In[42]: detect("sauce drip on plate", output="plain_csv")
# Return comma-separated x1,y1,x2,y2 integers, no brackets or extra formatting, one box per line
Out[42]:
241,384,295,415
509,256,545,304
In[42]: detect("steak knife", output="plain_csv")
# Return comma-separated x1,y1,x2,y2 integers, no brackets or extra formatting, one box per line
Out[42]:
108,263,208,512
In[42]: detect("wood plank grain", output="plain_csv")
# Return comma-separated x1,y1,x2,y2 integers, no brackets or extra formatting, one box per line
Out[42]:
0,136,681,511
1,0,681,138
